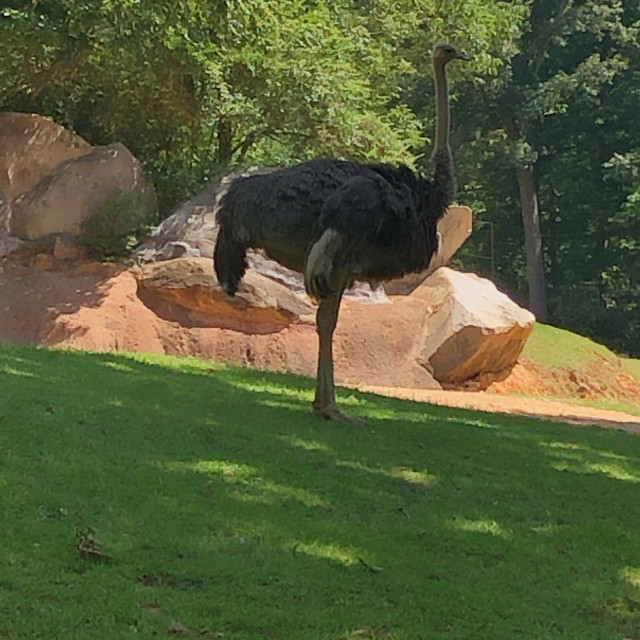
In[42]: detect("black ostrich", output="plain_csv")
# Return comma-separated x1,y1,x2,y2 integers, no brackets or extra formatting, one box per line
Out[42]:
214,42,469,422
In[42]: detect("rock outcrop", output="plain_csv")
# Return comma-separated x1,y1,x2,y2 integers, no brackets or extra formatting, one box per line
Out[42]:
0,112,91,201
11,142,154,240
136,257,315,334
411,268,536,384
132,257,533,389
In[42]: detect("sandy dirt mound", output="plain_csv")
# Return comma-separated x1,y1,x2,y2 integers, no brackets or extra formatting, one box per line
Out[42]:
1,253,639,433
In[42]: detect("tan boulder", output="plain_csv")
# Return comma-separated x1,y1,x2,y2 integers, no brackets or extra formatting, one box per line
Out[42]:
134,257,534,391
10,142,155,240
414,268,536,384
132,256,441,389
135,256,315,334
0,112,91,199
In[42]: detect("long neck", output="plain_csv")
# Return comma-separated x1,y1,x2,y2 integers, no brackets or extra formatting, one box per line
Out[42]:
432,59,450,156
430,57,455,211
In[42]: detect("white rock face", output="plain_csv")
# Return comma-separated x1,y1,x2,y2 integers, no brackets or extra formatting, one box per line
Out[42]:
415,268,536,383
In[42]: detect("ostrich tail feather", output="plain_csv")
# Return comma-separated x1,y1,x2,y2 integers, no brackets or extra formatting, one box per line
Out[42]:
213,225,247,296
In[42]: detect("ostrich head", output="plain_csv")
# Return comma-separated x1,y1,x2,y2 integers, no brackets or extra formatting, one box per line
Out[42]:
432,42,471,64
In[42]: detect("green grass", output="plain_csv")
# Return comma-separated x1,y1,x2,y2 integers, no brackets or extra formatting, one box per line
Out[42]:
2,345,640,639
624,357,640,383
522,324,624,370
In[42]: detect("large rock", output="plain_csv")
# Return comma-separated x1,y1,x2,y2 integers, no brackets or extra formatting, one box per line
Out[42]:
131,256,441,389
0,112,91,200
135,257,315,334
131,257,533,389
10,142,155,240
414,268,536,384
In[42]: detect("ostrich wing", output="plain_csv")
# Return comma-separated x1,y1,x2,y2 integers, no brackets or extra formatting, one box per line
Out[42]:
305,170,439,299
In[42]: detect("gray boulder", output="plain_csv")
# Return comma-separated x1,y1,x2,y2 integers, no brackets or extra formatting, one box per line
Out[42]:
11,142,155,240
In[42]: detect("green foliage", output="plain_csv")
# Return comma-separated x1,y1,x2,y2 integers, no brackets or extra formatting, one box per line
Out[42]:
0,0,522,212
451,0,640,356
1,345,640,639
1,0,638,353
78,189,150,259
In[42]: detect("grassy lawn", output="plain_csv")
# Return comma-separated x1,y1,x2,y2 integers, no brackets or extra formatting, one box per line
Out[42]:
1,345,640,639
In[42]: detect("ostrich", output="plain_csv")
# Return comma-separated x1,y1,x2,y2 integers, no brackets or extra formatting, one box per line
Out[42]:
214,42,469,422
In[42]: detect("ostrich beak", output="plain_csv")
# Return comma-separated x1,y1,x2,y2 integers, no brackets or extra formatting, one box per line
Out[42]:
456,50,472,61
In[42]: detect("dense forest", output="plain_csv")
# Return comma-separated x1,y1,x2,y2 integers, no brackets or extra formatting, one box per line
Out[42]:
1,0,638,355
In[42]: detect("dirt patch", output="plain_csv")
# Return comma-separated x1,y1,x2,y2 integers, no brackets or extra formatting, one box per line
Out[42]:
1,252,639,433
486,355,640,402
355,383,640,435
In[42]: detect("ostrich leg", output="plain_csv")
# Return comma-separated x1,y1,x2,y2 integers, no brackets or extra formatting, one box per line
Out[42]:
312,293,364,424
313,294,342,418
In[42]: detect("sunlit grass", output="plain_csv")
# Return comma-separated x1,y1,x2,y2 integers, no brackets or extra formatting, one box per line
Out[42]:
622,567,640,588
625,357,640,383
523,323,621,369
450,517,512,539
1,344,640,639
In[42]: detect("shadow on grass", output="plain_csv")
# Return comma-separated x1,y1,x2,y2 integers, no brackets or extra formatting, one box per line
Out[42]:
1,345,640,639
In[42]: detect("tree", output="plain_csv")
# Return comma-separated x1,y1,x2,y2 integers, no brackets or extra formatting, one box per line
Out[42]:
453,0,640,353
0,0,422,209
0,0,526,212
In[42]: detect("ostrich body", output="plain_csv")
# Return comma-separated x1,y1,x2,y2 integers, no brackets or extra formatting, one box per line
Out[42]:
214,43,469,422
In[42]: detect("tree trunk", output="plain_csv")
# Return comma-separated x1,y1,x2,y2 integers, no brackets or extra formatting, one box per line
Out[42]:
217,119,233,165
516,163,548,322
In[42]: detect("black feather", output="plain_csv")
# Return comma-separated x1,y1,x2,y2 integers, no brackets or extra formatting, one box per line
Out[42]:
213,156,453,298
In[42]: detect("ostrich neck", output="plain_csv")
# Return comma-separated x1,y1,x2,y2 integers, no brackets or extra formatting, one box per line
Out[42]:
433,60,450,156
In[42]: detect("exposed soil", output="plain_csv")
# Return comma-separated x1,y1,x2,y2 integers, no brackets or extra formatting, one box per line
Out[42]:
1,251,639,434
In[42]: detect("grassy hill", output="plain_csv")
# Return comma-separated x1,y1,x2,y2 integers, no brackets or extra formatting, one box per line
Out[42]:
507,324,640,416
523,324,640,376
1,344,639,639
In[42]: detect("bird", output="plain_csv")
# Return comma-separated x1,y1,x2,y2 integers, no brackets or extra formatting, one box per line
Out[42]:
213,42,470,423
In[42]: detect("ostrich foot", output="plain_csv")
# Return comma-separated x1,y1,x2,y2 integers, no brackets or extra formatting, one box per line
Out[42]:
313,403,367,426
